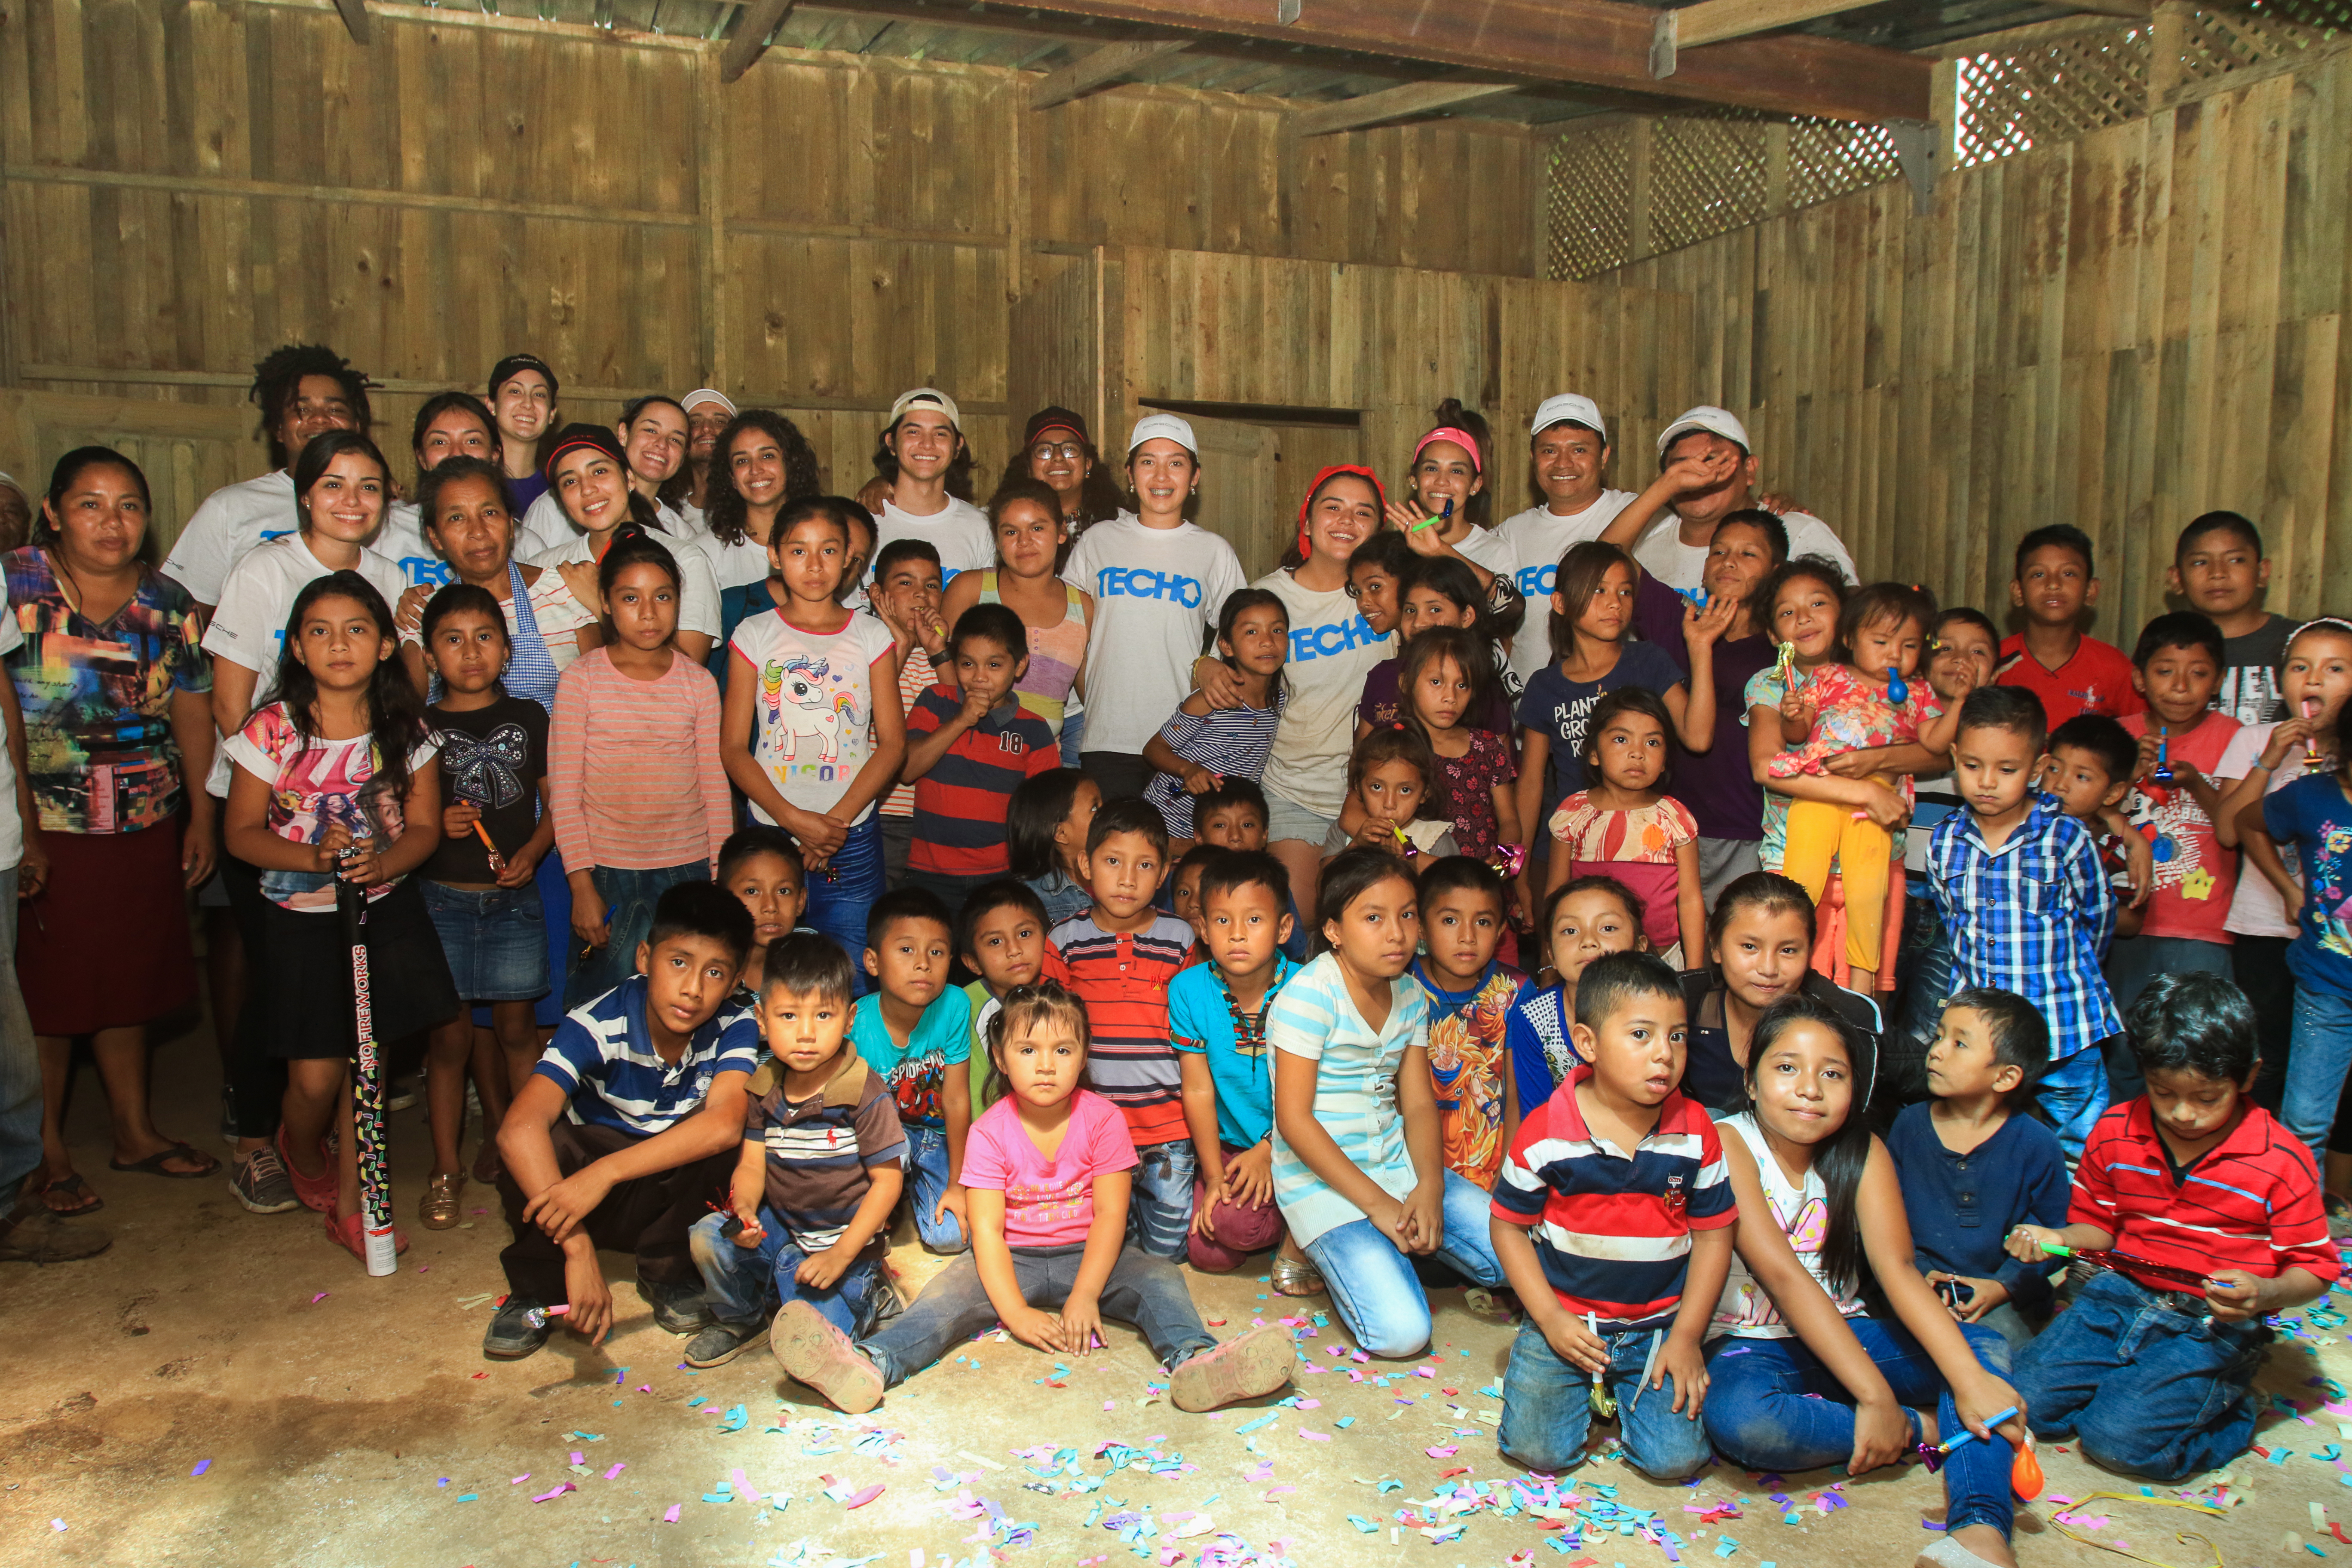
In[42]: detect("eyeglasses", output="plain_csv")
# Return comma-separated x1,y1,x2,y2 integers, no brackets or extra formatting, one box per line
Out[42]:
1030,442,1086,462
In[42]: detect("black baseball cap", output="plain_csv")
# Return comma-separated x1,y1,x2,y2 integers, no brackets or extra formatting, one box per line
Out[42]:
488,353,560,402
1023,406,1090,447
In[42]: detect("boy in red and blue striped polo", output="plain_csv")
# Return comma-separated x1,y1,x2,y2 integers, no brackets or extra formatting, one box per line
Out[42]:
1490,951,1736,1480
903,605,1060,918
2008,971,2338,1483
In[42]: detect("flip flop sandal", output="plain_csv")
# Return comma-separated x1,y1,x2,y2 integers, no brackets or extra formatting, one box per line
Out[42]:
110,1140,220,1179
38,1173,105,1217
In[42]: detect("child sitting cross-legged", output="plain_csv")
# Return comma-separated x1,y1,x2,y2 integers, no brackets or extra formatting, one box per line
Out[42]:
683,934,906,1368
485,882,761,1359
851,888,974,1255
1886,987,2069,1351
1171,850,1302,1281
2009,971,2337,1482
1489,951,1736,1480
767,981,1299,1415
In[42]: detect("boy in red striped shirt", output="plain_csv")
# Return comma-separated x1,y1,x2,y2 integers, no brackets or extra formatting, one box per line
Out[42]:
2007,971,2337,1482
902,605,1060,918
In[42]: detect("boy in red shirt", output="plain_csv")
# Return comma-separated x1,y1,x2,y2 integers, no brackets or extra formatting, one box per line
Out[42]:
1997,525,2143,724
2007,972,2335,1482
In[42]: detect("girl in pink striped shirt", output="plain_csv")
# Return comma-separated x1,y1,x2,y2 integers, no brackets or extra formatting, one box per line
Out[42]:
548,528,733,1008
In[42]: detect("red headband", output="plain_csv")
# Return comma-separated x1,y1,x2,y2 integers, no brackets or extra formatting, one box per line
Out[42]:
1294,465,1389,561
1413,426,1483,473
542,435,620,480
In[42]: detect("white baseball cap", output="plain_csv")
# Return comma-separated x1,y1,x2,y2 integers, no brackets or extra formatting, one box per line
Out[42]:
1530,393,1607,442
1656,404,1752,456
888,387,962,431
1127,412,1198,456
680,388,737,416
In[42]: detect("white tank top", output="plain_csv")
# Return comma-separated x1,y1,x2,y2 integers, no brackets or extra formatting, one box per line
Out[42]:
1711,1111,1866,1338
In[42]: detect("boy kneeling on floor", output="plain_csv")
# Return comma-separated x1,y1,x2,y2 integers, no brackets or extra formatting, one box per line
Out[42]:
485,882,762,1358
683,933,907,1367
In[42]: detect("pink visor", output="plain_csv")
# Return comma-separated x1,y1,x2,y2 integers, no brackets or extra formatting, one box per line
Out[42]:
1413,426,1483,473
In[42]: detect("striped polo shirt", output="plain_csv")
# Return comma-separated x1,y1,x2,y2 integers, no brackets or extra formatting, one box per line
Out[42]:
744,1051,908,1256
907,685,1060,876
1049,911,1196,1149
1490,1067,1737,1326
535,977,762,1137
2072,1097,2339,1294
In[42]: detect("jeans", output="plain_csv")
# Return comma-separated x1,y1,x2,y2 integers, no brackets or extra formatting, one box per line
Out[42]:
2035,1049,2111,1166
1189,1142,1286,1272
687,1208,891,1338
1301,1170,1505,1357
1499,1320,1709,1479
2236,934,2294,1112
2013,1269,2267,1482
1059,702,1087,769
859,1241,1215,1386
566,861,708,1010
1127,1140,1198,1261
2283,986,2352,1164
904,1124,968,1253
1705,1317,2015,1538
1889,893,1954,1105
802,814,884,1000
0,867,39,1202
2103,936,2233,1104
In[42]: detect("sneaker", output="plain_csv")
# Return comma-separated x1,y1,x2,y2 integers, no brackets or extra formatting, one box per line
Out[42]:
770,1299,884,1413
638,1277,714,1335
484,1295,553,1360
1168,1323,1296,1412
324,1210,410,1264
683,1318,770,1368
230,1147,300,1215
0,1201,113,1264
276,1127,337,1214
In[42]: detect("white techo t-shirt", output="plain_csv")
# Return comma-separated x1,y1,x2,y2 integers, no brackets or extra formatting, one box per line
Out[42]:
202,533,409,796
162,470,300,606
516,491,691,561
1494,491,1638,689
1632,508,1855,594
1060,516,1246,757
704,530,774,590
876,496,995,582
528,528,722,642
372,502,458,592
1257,567,1393,820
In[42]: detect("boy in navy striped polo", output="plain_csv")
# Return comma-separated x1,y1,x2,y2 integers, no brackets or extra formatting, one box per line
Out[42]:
1490,951,1736,1479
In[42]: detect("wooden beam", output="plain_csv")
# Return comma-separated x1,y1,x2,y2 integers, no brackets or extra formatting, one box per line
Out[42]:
1029,38,1191,107
954,0,1932,122
1292,79,1518,136
330,0,370,44
1658,0,1879,53
721,0,796,82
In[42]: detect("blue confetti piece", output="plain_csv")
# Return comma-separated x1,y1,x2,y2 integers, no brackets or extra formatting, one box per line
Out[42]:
1335,1416,1355,1429
1234,1412,1280,1435
455,1494,479,1503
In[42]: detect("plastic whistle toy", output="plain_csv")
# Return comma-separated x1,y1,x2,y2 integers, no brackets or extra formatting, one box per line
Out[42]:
1389,823,1420,859
2152,723,2174,785
522,1304,573,1329
473,821,505,874
1411,497,1454,535
1488,842,1528,880
1773,640,1798,688
1585,1311,1617,1418
1916,1405,2018,1472
2306,695,2328,771
2038,1239,2216,1292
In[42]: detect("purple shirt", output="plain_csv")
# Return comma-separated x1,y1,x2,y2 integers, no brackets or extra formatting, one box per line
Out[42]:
1635,573,1770,842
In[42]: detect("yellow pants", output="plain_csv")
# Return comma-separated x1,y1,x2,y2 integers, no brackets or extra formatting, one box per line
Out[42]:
1783,785,1894,971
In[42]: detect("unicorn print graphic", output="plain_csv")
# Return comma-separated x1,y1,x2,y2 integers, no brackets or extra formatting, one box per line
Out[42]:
761,654,862,765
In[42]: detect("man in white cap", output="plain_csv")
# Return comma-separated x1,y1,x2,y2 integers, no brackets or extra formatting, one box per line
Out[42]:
1494,394,1640,692
677,387,738,524
1624,406,1853,594
870,388,994,582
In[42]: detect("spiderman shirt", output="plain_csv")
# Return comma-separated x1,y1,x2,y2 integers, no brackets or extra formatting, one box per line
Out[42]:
422,694,548,885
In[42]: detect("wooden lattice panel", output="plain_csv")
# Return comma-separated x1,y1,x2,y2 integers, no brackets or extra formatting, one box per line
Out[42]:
1650,117,1770,254
1953,26,2151,167
1787,121,1905,210
2178,5,2328,80
1547,121,1635,281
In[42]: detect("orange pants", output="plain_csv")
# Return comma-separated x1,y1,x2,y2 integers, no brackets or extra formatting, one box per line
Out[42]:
1783,788,1894,972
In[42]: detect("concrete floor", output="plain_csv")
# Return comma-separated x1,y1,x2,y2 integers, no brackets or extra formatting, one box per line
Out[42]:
6,1029,2352,1567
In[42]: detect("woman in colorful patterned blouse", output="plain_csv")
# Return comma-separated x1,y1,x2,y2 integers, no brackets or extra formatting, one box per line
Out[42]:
10,447,219,1215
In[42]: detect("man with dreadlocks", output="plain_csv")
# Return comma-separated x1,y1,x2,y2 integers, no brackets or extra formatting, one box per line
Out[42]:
162,343,371,614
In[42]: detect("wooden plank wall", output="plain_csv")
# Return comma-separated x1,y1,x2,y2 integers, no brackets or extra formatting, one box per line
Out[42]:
1593,47,2352,640
0,0,1545,544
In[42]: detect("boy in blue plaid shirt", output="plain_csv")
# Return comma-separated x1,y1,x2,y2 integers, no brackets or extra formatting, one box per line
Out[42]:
1929,686,2122,1162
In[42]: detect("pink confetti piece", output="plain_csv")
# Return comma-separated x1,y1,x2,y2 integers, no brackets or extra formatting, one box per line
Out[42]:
570,1451,585,1465
1296,1398,1322,1409
1427,1445,1458,1458
511,1474,530,1485
1300,1429,1332,1441
843,1482,886,1510
310,1292,329,1304
732,1469,760,1503
662,1504,682,1523
638,1384,652,1393
531,1484,571,1503
605,1463,626,1481
1103,1401,1115,1412
1416,1366,1434,1378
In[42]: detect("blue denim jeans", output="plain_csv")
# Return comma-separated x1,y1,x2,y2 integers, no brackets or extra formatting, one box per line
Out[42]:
1704,1317,2015,1538
2103,936,2233,1105
2014,1268,2267,1482
904,1123,968,1254
1499,1320,1709,1479
1300,1170,1506,1358
565,861,708,1009
0,868,38,1203
802,813,884,1000
2035,1049,2111,1166
2283,986,2352,1164
1127,1140,1198,1262
859,1241,1216,1386
687,1208,890,1338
